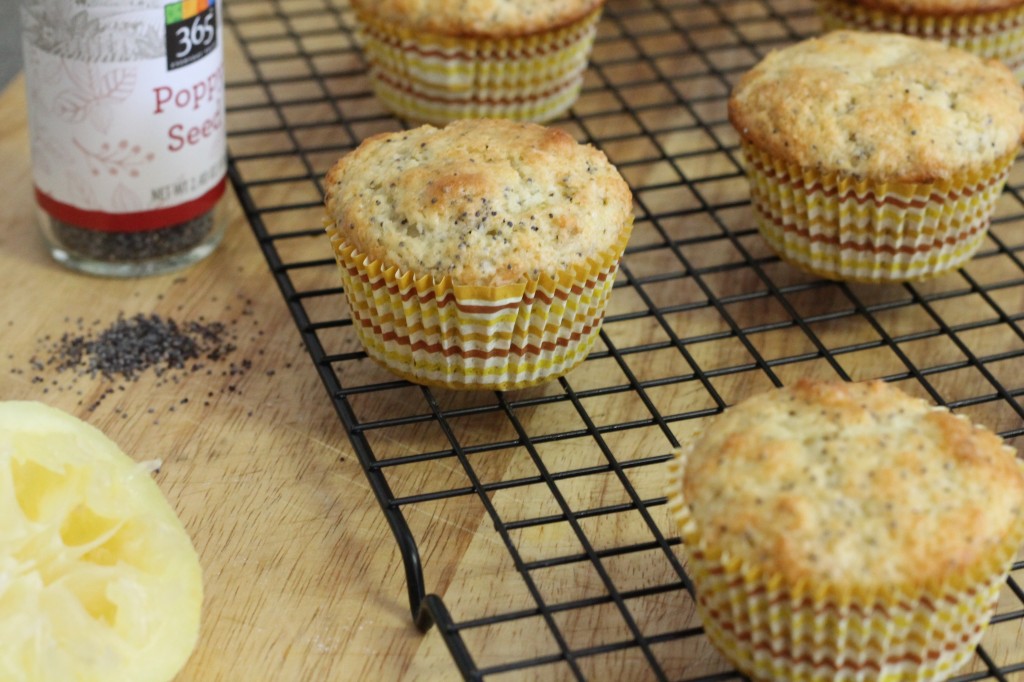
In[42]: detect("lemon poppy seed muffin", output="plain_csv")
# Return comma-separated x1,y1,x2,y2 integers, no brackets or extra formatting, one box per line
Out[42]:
353,0,602,37
730,31,1024,182
730,30,1024,282
817,0,1024,79
349,0,605,123
325,119,631,287
666,379,1024,681
324,119,633,390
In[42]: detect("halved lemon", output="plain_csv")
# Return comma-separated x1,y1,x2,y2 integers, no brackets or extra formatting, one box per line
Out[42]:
0,401,202,682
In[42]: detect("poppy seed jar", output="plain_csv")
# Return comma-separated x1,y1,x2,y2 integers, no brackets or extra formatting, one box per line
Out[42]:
21,0,228,276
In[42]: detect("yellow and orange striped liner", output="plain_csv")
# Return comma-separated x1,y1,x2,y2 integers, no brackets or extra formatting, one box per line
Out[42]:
817,0,1024,79
352,7,603,124
327,224,631,391
741,141,1016,283
665,449,1022,682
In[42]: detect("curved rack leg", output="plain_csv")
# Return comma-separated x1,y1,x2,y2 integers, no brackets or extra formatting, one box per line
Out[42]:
418,595,479,677
377,488,430,626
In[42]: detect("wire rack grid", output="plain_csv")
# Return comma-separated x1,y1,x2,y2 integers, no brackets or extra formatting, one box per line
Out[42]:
221,0,1024,679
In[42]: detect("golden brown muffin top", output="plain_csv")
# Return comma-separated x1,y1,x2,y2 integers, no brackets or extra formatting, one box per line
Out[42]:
349,0,604,37
324,119,633,287
854,0,1023,14
728,30,1024,182
679,379,1024,590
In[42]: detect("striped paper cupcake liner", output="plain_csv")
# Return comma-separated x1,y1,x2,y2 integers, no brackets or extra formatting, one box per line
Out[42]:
327,225,631,391
665,450,1022,682
817,0,1024,79
740,141,1016,282
352,7,602,124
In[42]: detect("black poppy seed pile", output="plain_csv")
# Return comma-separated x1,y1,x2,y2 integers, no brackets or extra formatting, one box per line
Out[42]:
49,313,235,380
8,288,285,420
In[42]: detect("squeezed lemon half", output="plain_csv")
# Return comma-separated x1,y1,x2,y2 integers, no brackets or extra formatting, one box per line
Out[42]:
0,401,202,682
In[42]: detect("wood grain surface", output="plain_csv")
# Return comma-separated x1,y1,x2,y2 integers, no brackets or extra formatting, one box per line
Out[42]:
2,5,1023,681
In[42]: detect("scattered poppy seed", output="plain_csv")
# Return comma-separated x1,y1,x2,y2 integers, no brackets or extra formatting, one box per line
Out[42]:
12,304,268,418
47,313,236,381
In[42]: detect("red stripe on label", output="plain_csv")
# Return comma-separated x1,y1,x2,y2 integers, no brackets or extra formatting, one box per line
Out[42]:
35,178,227,233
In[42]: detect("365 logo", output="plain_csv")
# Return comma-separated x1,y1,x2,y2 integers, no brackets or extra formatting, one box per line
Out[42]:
165,0,218,71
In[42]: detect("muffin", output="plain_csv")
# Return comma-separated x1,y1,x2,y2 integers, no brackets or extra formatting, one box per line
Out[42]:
666,379,1024,681
817,0,1024,79
349,0,605,124
729,30,1024,283
323,119,634,390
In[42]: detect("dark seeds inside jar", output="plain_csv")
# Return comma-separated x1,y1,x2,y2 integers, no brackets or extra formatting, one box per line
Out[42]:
49,211,215,262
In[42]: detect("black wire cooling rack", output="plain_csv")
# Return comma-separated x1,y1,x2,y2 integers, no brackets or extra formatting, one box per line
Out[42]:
222,0,1024,679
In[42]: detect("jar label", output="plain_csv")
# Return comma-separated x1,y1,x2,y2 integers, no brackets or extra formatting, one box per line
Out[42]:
21,0,227,233
166,0,220,71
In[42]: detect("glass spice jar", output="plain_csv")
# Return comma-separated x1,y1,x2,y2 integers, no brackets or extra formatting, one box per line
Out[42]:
20,0,228,277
